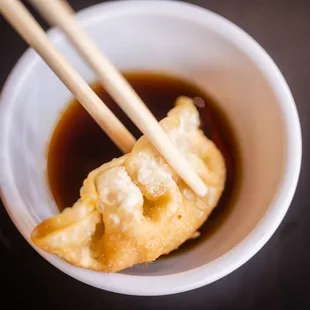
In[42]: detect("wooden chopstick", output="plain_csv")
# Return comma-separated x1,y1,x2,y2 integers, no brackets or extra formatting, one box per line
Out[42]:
0,0,136,154
1,0,208,197
28,0,208,197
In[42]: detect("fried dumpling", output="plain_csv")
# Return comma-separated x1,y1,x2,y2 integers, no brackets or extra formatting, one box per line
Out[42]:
31,96,226,272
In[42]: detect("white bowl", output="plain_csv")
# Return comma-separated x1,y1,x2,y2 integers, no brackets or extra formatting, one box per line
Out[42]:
0,0,302,296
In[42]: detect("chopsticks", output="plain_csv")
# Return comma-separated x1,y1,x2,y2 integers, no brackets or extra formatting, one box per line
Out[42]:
0,0,208,197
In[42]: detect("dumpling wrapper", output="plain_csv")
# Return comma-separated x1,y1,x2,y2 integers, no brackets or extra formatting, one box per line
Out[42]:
31,96,226,272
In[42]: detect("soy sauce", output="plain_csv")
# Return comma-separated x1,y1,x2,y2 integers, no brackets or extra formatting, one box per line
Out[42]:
47,72,241,253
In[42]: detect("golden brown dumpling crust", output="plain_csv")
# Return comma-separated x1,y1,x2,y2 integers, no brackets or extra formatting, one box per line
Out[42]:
31,97,226,272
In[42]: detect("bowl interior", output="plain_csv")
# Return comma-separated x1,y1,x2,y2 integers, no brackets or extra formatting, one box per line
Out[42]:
0,1,297,291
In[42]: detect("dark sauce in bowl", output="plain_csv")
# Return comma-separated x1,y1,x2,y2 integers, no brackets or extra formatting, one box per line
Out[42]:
47,72,241,254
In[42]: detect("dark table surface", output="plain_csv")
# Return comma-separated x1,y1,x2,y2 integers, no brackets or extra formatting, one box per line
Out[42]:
1,0,309,309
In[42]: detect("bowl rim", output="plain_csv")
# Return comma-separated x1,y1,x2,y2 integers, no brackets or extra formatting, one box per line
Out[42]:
0,0,302,296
